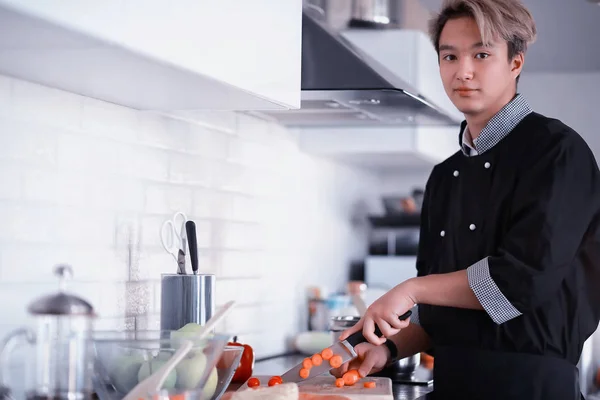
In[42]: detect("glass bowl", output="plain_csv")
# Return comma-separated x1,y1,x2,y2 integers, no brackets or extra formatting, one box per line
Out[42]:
91,330,231,400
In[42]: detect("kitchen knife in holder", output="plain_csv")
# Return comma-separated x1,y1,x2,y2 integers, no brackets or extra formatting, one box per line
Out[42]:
160,273,215,331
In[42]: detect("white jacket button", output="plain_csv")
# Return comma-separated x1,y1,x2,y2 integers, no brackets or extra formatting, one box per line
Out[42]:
440,230,446,237
453,170,459,177
469,224,476,231
484,162,491,169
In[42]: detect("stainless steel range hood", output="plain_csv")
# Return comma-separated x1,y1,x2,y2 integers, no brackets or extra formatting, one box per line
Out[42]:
255,9,459,128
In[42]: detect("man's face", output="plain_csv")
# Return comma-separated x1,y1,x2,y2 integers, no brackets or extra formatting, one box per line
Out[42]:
438,16,523,116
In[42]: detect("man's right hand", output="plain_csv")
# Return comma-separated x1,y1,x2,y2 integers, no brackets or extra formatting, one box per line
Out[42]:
330,342,391,379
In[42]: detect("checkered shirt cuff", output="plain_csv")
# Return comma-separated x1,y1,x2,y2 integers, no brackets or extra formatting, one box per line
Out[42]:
467,257,522,324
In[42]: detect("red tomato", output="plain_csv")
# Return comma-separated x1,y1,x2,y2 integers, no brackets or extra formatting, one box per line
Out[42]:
247,377,260,388
268,377,282,387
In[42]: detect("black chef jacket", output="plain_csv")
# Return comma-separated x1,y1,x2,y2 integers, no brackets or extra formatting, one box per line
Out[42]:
417,112,600,399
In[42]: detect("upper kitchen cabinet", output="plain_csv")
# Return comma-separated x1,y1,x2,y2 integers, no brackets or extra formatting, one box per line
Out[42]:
0,1,302,111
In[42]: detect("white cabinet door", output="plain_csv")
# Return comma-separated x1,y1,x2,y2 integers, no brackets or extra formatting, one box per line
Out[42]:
0,1,301,110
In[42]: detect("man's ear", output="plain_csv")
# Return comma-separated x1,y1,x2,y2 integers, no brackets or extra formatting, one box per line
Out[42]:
511,53,524,78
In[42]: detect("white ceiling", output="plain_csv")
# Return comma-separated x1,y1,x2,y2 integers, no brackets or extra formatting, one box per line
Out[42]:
418,0,600,72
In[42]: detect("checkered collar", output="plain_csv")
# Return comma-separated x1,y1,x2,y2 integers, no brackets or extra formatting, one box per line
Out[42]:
459,94,532,156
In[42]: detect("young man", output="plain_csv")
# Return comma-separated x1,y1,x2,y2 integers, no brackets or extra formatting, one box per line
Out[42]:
336,0,600,398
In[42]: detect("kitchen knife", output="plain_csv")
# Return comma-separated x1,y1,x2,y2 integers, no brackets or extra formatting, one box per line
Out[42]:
186,220,199,275
280,310,412,383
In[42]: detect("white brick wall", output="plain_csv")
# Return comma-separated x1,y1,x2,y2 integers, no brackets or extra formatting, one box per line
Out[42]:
0,74,382,357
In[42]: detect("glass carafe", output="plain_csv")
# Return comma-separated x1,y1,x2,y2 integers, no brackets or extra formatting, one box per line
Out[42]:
0,265,96,400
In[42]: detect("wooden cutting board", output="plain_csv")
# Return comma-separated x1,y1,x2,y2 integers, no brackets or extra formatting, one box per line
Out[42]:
239,375,394,400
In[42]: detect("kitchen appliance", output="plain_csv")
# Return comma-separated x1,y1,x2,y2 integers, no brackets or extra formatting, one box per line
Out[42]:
253,2,459,127
371,355,434,386
159,273,215,331
0,264,96,400
330,315,361,343
280,311,411,383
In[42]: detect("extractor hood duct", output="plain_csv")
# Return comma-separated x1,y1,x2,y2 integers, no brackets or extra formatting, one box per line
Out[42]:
255,7,459,128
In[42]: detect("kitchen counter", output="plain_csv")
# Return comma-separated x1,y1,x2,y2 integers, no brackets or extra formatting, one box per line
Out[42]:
253,354,434,400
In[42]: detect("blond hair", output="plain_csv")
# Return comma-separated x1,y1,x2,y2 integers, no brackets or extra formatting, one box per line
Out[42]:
428,0,537,60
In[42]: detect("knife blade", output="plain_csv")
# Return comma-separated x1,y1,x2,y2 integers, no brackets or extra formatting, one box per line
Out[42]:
280,310,412,383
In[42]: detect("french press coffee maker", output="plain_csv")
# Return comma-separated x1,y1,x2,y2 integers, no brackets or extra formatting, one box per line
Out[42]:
0,265,96,400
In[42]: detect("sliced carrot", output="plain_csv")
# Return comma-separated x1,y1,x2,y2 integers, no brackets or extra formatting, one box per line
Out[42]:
302,358,313,369
299,368,310,379
363,381,376,389
311,354,323,366
342,369,360,386
335,378,345,388
321,348,333,360
329,355,343,369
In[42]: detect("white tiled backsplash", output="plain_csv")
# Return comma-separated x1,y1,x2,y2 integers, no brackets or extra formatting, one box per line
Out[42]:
0,74,383,358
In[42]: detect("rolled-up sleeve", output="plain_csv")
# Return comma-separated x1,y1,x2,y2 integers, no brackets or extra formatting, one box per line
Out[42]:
469,133,600,324
467,257,522,324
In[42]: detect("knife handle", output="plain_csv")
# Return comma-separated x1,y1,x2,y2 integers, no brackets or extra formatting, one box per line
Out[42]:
345,310,412,347
186,221,198,274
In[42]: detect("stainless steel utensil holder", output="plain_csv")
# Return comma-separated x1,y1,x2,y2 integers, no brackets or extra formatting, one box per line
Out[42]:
160,274,215,331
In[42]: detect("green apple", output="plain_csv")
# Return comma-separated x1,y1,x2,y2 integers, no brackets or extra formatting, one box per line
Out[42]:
109,354,144,393
171,323,214,341
175,352,219,399
202,367,219,399
138,360,177,389
175,352,208,389
170,323,203,341
170,323,214,357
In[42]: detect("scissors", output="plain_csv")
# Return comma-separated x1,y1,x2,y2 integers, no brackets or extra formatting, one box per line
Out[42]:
160,211,187,274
